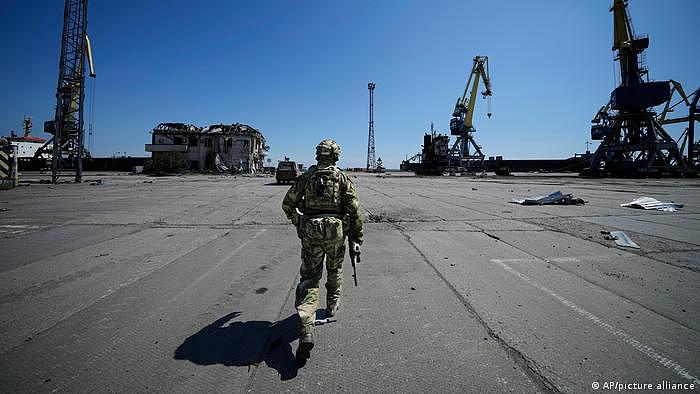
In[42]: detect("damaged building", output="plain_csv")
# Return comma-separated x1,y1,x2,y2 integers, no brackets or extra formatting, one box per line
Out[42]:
145,122,268,172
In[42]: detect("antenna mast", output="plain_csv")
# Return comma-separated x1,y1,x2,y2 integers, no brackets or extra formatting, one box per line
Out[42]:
367,82,376,171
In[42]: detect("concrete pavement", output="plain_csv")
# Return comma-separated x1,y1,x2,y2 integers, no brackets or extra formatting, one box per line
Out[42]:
1,172,698,392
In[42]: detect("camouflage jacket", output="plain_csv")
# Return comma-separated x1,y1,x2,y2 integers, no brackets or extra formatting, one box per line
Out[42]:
282,164,363,243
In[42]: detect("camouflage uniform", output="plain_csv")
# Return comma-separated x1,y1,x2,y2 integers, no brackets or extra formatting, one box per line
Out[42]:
282,140,363,356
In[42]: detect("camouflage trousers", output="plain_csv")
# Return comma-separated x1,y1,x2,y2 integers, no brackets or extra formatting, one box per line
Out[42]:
295,237,345,336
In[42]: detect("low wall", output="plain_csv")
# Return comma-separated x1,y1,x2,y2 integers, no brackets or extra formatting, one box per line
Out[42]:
83,157,149,171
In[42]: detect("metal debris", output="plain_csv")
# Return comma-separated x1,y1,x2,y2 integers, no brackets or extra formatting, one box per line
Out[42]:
621,197,683,212
511,191,585,205
214,154,229,172
601,230,640,249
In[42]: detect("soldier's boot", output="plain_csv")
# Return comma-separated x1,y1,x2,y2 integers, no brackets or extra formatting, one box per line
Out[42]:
326,299,340,317
296,332,314,361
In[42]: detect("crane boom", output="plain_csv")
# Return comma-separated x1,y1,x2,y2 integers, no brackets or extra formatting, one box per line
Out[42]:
451,56,492,133
611,0,633,51
657,80,693,124
86,34,96,78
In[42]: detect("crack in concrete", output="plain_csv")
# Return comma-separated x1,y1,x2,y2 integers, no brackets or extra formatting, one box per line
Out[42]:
394,225,559,393
521,217,700,273
476,230,700,336
0,227,238,357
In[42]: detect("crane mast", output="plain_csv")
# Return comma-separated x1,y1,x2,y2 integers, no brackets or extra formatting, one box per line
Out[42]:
448,55,492,173
42,0,96,183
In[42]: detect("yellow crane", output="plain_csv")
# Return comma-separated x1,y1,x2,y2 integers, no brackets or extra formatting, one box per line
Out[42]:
39,0,97,183
448,55,492,172
586,0,688,177
450,56,492,134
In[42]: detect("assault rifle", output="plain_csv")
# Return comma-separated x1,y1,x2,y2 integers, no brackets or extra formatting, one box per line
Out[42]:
348,240,361,286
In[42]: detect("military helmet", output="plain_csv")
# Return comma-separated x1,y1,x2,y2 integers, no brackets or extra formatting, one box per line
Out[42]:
316,139,341,162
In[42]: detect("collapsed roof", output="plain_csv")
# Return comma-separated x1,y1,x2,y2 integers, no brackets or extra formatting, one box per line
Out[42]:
153,123,202,133
153,123,264,143
201,123,264,139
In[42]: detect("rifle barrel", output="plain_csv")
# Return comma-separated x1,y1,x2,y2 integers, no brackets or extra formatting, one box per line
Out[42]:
351,257,358,286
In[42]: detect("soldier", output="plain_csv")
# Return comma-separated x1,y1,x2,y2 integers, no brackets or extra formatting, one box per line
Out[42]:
282,139,363,362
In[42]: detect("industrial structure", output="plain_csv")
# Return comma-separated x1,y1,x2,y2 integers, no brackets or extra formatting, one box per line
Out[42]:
417,131,450,175
401,56,492,176
9,1,694,180
1,117,52,168
400,124,450,175
36,0,96,183
585,0,693,177
656,81,700,170
366,82,377,171
448,56,492,173
145,122,268,173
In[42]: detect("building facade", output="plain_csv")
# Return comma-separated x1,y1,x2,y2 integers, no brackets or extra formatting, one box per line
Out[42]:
145,122,268,172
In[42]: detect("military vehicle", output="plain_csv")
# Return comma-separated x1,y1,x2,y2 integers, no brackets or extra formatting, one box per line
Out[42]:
276,158,299,184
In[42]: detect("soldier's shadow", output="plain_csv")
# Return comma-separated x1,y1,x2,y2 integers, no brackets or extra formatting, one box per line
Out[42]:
174,312,300,380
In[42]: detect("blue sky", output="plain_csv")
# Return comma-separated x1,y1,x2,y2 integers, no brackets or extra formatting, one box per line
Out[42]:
1,1,698,168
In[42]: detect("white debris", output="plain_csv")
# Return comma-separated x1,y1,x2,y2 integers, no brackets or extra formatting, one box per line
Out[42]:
621,197,683,212
608,231,640,249
511,191,585,205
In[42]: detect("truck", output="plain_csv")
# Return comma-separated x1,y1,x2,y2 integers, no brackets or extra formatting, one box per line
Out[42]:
276,158,299,184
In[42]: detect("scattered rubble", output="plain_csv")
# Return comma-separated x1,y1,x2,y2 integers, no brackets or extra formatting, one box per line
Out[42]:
601,230,640,249
511,191,585,205
214,154,229,172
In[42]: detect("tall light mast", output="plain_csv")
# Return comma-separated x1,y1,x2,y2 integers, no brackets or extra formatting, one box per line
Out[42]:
366,82,376,171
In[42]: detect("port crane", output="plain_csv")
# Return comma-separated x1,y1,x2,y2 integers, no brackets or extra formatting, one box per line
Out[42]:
586,0,688,177
448,55,492,173
656,82,700,168
37,0,96,183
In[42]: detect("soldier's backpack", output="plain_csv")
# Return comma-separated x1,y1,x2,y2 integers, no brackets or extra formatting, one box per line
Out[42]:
303,166,343,212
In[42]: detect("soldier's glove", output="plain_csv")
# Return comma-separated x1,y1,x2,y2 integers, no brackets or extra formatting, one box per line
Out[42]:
292,207,305,228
